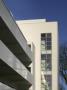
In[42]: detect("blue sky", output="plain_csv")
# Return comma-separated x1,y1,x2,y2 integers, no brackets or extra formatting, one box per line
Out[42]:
4,0,67,44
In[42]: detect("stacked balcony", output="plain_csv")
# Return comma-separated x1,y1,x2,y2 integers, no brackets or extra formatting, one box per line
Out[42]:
0,0,33,90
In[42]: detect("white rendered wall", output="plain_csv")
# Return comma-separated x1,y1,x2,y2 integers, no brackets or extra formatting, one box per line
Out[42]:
16,20,59,90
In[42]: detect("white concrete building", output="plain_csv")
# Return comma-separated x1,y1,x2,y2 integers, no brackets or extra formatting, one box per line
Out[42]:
16,19,59,90
0,0,59,90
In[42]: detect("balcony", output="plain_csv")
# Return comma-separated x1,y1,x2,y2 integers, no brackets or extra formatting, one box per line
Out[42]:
0,40,33,89
0,0,33,66
0,17,32,66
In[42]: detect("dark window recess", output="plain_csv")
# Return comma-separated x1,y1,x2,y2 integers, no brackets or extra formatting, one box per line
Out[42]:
46,38,51,42
46,41,51,45
28,44,31,48
46,45,51,50
27,67,31,72
47,33,51,38
41,54,51,60
41,54,46,60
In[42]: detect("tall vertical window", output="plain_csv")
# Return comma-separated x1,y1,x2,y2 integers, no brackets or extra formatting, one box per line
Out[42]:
41,33,52,50
41,33,52,90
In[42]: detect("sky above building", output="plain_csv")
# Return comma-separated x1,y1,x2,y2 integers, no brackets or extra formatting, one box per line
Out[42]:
4,0,67,45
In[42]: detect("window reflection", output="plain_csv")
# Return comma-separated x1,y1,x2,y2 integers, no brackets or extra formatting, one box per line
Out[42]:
41,54,52,71
41,33,52,50
41,33,52,90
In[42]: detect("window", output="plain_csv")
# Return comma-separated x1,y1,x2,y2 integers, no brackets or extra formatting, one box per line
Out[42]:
41,54,46,60
41,54,51,60
44,75,52,90
41,54,52,71
41,33,52,50
41,33,52,90
41,75,52,90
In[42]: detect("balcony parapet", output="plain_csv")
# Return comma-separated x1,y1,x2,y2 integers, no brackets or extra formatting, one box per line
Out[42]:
0,40,33,85
0,0,33,65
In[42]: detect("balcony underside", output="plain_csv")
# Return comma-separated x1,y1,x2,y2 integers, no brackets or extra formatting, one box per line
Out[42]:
0,59,31,90
0,40,32,85
0,17,31,66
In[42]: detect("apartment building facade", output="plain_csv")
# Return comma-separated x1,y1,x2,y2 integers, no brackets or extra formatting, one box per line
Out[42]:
17,19,59,90
0,0,33,90
0,0,59,90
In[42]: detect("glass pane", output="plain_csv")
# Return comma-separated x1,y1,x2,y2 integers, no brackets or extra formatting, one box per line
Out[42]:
44,75,52,90
46,41,51,46
46,38,51,42
47,33,51,38
46,45,51,50
41,54,46,60
41,33,46,37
